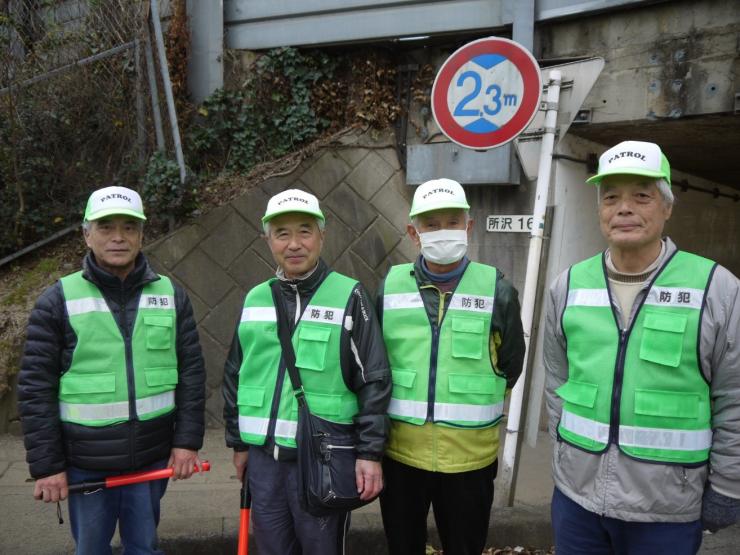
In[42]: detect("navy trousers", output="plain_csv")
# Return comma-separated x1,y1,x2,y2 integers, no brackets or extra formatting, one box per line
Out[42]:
551,487,703,555
248,446,350,555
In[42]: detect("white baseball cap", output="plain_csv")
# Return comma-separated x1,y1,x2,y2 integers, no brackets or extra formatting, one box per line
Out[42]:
587,140,671,185
262,189,324,224
84,186,146,221
409,178,470,217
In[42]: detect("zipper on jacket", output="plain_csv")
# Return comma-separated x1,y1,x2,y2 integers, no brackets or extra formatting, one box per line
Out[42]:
292,284,300,324
426,288,448,423
608,329,628,445
427,326,440,422
603,248,677,451
120,283,138,469
681,467,688,492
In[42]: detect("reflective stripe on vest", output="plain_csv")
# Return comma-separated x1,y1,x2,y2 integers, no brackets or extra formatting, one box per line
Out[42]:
59,272,178,427
241,306,277,323
565,287,707,311
388,398,505,423
65,296,110,316
236,272,360,448
561,409,713,451
240,305,346,327
383,292,424,310
238,415,298,440
558,250,714,464
66,294,175,317
60,391,175,422
382,262,506,428
385,292,495,313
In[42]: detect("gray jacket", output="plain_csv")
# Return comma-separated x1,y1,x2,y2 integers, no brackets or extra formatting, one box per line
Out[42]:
544,238,740,522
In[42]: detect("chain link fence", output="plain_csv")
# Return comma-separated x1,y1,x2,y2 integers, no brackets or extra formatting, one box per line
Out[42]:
0,0,179,260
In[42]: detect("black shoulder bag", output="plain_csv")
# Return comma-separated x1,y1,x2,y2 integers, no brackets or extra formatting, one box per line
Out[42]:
270,281,370,516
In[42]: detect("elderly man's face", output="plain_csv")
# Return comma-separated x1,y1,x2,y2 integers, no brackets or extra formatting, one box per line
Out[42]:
84,215,143,279
598,175,672,251
266,212,324,278
407,208,472,248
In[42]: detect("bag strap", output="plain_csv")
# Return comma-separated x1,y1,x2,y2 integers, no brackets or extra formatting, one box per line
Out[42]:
269,280,308,408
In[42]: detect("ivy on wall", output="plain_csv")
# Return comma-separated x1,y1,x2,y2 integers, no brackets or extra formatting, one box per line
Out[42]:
186,47,341,174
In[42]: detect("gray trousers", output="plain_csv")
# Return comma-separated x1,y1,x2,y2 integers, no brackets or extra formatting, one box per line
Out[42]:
248,446,350,555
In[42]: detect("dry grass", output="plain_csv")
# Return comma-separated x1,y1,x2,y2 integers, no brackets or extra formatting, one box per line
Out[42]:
0,236,87,398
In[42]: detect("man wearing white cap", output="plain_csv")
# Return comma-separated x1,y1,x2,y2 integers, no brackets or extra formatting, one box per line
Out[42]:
222,189,391,554
377,179,525,555
18,186,206,554
545,141,740,553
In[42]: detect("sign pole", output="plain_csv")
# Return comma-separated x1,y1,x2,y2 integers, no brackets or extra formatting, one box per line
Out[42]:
498,69,562,507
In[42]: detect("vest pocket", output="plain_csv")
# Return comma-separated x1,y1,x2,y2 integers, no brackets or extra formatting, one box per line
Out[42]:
451,317,485,359
305,391,342,418
144,367,178,391
634,388,699,419
391,368,416,388
555,380,598,408
61,373,116,396
448,373,498,396
296,325,331,371
237,385,265,408
144,316,173,350
639,311,686,367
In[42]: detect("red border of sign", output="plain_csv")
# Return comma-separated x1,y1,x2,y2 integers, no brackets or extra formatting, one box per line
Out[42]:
432,37,542,150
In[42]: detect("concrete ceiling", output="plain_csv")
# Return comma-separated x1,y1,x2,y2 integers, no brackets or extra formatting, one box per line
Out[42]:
570,115,740,192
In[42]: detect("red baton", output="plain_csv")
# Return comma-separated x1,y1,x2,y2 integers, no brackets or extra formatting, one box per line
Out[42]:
68,461,210,494
238,468,251,555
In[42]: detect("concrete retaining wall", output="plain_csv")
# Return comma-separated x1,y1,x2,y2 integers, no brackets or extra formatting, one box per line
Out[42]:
144,130,415,426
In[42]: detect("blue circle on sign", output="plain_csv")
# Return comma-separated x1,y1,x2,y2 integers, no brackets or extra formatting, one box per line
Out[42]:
432,37,541,150
446,54,525,135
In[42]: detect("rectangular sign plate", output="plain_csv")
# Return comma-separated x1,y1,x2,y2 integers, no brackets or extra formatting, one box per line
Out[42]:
486,215,533,233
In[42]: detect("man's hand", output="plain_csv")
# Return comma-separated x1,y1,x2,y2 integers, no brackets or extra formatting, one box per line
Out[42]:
355,459,383,501
702,486,740,533
33,471,68,503
233,451,249,483
167,448,201,480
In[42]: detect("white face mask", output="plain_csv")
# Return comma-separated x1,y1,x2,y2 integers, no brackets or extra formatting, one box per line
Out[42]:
418,229,468,265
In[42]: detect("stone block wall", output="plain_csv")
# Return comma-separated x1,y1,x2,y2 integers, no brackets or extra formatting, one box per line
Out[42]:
145,131,414,426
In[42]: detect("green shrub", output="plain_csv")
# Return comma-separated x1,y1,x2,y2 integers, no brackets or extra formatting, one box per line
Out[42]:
141,151,197,230
186,47,339,174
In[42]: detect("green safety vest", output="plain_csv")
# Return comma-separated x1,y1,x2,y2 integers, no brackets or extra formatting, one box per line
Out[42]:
59,272,178,427
558,251,715,464
382,262,506,428
236,272,359,448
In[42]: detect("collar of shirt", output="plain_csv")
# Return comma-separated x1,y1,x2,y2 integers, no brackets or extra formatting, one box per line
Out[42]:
605,240,666,284
418,255,470,293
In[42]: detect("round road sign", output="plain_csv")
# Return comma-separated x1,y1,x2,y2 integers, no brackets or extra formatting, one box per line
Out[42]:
431,37,542,150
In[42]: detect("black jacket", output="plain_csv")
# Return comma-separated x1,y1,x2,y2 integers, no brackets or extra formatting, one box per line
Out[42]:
18,253,206,478
223,259,391,461
376,256,525,390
